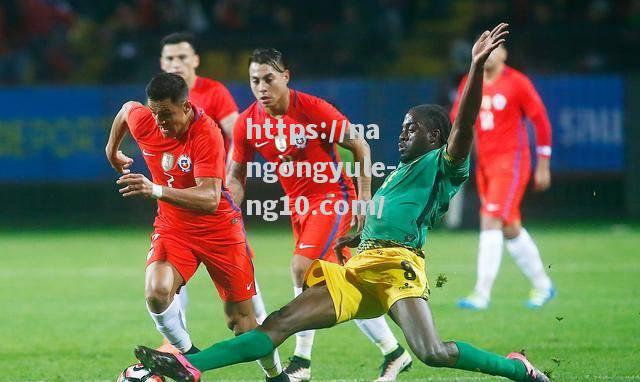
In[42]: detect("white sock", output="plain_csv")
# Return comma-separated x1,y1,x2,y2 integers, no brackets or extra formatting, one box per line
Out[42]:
473,229,504,301
147,297,192,353
174,287,188,328
258,349,283,377
252,280,268,325
354,316,398,355
293,286,315,359
506,228,552,291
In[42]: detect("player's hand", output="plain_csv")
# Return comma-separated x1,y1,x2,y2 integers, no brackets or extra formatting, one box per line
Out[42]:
333,234,361,265
534,157,551,191
351,192,371,232
116,173,154,198
107,150,134,174
471,23,509,65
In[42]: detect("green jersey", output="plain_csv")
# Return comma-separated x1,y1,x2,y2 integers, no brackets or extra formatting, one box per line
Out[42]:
360,146,469,251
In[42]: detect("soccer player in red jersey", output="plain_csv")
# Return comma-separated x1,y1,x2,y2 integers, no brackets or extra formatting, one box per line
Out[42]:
160,32,238,156
105,73,286,381
451,44,555,310
159,31,272,355
227,49,412,382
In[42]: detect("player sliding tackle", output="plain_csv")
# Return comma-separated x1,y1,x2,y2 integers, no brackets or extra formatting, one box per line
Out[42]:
133,23,551,382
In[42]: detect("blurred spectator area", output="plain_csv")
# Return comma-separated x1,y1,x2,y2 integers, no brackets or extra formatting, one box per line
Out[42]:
0,0,638,85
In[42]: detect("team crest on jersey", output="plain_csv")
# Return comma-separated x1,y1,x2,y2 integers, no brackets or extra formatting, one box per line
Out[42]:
177,154,192,172
161,153,174,171
293,133,307,149
492,94,507,110
275,135,288,152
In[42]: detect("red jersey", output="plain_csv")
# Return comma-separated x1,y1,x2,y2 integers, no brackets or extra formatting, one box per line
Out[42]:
127,103,241,238
451,66,552,163
233,90,357,202
189,76,238,151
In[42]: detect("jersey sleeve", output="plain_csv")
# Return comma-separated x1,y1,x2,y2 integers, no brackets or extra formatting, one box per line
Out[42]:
231,113,255,164
192,123,225,179
301,94,350,143
439,146,470,186
209,82,239,122
518,75,552,157
126,103,154,141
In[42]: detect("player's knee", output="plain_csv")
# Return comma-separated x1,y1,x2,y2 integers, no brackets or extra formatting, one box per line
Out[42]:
262,306,296,335
145,286,173,313
415,343,451,367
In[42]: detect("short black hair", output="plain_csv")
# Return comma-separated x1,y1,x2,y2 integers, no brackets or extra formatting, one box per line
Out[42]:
249,48,287,73
408,104,452,146
161,31,197,52
145,72,189,104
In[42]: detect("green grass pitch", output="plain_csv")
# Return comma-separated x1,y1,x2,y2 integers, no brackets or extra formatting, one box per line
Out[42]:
2,223,639,381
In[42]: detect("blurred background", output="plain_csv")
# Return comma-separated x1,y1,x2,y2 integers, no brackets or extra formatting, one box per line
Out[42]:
0,0,636,226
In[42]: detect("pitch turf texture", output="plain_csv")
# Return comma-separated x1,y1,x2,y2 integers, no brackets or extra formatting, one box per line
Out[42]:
2,223,639,382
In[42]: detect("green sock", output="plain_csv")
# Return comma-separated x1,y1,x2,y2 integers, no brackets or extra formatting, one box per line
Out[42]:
186,329,274,371
454,341,528,381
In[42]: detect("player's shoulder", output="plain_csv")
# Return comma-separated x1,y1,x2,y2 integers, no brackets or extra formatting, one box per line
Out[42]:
504,66,530,83
293,89,327,107
194,76,229,91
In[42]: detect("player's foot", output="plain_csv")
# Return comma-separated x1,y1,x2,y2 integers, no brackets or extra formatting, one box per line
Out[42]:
134,345,201,382
507,352,550,382
266,371,291,382
456,292,489,310
284,355,311,382
526,286,556,308
375,344,412,382
156,338,180,355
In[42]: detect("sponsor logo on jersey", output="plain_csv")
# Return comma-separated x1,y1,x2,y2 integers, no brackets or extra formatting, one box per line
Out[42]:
255,141,269,148
275,135,288,152
178,154,192,172
161,153,174,171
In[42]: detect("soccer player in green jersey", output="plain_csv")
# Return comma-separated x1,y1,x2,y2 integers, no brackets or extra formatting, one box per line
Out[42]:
133,23,550,382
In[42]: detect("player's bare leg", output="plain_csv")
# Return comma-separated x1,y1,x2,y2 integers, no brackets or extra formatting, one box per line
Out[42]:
503,222,555,308
389,297,549,381
135,285,337,382
146,261,197,354
224,297,286,380
287,255,409,382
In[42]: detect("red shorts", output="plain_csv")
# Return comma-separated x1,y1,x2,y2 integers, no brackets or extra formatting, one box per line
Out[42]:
476,152,531,225
290,198,352,263
146,228,255,302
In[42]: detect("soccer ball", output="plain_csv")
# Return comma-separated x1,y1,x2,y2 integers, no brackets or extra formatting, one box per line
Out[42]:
117,363,165,382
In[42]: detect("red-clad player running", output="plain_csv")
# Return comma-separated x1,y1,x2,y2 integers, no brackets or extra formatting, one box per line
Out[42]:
158,31,273,357
227,49,412,382
105,73,286,381
451,44,555,310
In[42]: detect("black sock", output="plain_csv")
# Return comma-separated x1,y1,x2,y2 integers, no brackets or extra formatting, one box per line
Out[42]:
184,344,200,355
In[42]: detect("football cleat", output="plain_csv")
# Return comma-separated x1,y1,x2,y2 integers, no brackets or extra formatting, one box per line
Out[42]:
134,345,201,382
456,292,489,310
266,371,291,382
284,355,311,382
526,286,556,308
507,351,550,382
375,345,412,382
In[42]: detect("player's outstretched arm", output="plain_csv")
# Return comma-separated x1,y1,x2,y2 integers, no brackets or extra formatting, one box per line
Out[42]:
337,136,372,232
105,101,140,174
116,174,222,213
447,23,509,162
227,159,247,205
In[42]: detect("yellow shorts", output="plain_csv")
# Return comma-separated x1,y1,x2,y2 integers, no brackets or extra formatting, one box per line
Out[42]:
303,247,429,324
